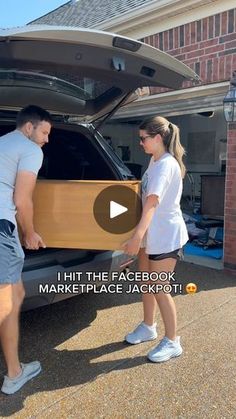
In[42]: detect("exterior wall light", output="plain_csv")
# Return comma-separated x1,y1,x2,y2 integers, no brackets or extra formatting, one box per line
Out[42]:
223,71,236,122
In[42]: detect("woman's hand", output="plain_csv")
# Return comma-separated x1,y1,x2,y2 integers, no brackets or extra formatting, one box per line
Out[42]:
122,194,158,256
122,235,142,256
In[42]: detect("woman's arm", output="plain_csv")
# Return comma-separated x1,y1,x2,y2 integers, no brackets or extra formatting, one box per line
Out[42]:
123,194,159,256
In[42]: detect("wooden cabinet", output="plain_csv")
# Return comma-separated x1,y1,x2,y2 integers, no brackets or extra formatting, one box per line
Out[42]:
32,180,141,250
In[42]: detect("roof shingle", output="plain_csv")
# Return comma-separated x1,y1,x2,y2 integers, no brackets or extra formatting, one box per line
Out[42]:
31,0,156,28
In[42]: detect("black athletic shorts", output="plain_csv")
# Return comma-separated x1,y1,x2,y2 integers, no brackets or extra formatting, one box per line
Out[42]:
148,248,184,261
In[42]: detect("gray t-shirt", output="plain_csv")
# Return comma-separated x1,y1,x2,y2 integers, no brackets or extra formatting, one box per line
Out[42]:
0,129,43,225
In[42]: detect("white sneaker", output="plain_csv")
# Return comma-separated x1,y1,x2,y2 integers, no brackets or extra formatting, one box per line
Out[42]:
147,336,183,363
125,322,157,344
1,361,42,395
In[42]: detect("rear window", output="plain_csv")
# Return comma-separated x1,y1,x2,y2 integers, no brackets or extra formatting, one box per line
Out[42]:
0,70,114,101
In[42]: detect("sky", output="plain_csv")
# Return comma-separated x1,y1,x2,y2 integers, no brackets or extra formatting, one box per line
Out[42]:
0,0,69,28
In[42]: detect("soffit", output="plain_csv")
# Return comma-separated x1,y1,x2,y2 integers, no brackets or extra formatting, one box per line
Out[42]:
112,82,229,118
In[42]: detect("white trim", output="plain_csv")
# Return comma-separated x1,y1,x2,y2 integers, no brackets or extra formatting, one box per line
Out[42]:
92,0,236,39
112,82,229,118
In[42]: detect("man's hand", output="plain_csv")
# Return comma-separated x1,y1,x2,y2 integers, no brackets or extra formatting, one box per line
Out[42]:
23,232,46,250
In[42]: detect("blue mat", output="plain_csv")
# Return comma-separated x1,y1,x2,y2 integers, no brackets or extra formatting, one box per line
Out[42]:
184,242,223,259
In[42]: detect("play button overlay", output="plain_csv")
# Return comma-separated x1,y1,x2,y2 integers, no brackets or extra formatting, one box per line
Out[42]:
93,185,142,234
110,201,128,219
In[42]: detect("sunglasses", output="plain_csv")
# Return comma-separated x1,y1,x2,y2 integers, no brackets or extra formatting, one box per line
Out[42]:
139,135,155,143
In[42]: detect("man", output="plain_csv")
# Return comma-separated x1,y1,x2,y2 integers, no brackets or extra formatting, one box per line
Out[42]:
0,105,52,395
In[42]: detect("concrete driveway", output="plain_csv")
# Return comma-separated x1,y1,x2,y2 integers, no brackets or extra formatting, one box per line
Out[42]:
0,261,235,418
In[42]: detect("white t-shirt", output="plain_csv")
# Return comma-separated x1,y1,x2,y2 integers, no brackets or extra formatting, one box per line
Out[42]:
141,152,188,254
0,129,43,226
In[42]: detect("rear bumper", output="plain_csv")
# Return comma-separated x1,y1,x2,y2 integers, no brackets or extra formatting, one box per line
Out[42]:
22,250,128,311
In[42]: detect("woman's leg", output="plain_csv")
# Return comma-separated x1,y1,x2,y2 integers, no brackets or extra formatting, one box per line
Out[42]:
149,258,177,340
125,248,157,344
139,248,157,326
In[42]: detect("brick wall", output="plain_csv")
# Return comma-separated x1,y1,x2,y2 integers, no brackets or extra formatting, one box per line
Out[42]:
143,8,236,92
224,123,236,272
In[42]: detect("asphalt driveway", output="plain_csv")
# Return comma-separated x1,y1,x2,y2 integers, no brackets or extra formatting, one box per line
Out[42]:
0,261,235,419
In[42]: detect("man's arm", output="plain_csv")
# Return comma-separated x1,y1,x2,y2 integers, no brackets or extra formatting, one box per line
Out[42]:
14,171,46,250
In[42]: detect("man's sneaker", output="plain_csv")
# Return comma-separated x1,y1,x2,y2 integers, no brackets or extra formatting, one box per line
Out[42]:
147,336,182,363
125,321,157,344
1,361,42,395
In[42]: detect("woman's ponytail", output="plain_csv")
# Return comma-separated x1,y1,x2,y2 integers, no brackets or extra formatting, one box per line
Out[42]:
167,122,186,178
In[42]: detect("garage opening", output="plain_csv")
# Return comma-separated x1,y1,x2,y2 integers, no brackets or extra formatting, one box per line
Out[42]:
174,111,225,270
102,107,227,270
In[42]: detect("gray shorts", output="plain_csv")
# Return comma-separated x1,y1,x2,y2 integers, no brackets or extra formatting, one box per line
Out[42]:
0,219,25,284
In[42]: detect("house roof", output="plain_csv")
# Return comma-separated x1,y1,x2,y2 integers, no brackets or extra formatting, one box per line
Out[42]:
30,0,156,28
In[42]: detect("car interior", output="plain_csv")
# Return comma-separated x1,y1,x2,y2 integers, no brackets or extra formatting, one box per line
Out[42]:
0,123,117,181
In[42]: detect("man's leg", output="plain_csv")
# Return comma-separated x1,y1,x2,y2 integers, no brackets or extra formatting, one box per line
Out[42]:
0,223,42,394
0,280,25,378
1,279,42,395
0,284,13,327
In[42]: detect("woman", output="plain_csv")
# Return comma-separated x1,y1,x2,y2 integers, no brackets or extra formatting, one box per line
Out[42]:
123,116,188,363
